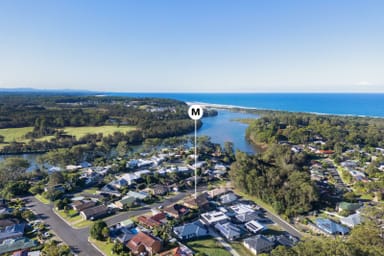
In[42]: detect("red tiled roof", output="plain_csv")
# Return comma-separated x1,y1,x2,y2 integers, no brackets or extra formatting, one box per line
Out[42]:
137,216,161,228
151,212,166,222
127,232,162,254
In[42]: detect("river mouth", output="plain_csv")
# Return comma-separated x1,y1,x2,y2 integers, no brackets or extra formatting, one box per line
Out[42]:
192,109,259,154
0,108,259,170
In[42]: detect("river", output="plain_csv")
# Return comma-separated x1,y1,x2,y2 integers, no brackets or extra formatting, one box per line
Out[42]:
195,109,258,153
0,109,258,170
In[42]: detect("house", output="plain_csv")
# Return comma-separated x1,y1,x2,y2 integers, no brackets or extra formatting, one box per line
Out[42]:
138,213,167,228
315,218,349,235
183,193,209,210
245,220,265,234
340,213,362,228
214,222,242,241
0,224,25,243
80,205,110,220
137,216,161,229
120,173,139,185
173,220,208,240
100,184,121,197
220,192,238,205
120,219,135,229
207,188,228,199
111,179,128,189
0,238,38,255
235,211,265,223
126,232,162,256
151,212,167,224
149,185,169,196
0,219,19,230
243,235,275,255
230,203,255,215
114,197,137,209
116,227,138,244
126,191,150,201
44,184,65,193
71,200,97,212
273,234,299,247
201,211,230,225
163,204,190,219
159,245,193,256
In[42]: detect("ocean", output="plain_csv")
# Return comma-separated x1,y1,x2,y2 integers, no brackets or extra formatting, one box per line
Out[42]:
107,93,384,118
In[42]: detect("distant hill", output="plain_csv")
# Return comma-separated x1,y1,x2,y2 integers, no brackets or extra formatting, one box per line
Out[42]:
0,88,96,95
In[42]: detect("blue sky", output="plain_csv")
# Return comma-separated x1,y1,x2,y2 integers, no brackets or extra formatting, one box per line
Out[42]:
0,0,383,92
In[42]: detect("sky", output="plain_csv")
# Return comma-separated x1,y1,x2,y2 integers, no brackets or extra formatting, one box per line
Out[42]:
0,0,383,92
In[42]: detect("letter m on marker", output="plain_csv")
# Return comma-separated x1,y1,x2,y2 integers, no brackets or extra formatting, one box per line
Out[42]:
191,108,200,116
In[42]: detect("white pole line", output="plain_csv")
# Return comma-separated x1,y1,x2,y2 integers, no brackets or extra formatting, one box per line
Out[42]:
195,119,197,199
188,105,203,200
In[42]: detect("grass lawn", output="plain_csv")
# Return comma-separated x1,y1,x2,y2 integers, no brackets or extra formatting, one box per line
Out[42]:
56,209,83,223
73,219,94,229
55,209,92,228
80,187,99,195
186,239,231,256
35,194,51,204
0,127,34,143
63,125,136,139
89,238,114,256
230,241,253,256
0,125,136,145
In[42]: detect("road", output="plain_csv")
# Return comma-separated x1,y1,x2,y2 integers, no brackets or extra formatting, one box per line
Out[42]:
264,210,303,238
25,185,302,256
25,196,100,256
24,190,195,256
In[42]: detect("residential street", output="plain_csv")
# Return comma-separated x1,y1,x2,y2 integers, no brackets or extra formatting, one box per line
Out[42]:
24,183,302,256
24,196,101,256
23,189,198,255
264,211,303,238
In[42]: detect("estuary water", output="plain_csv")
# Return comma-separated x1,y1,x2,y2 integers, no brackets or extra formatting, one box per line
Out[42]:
196,109,258,153
0,109,258,170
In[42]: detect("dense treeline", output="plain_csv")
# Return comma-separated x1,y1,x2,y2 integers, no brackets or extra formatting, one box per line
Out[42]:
0,95,188,129
246,112,384,149
0,95,204,153
230,145,318,217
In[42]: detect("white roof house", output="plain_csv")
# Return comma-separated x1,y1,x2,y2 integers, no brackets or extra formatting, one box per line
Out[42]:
230,203,255,215
201,211,230,225
340,213,362,228
245,220,265,234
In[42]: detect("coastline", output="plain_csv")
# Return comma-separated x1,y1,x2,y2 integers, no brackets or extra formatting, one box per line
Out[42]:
186,101,384,119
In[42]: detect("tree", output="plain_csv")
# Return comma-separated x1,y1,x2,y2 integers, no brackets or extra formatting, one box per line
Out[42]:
101,226,110,239
41,240,73,256
116,141,128,157
0,157,29,188
90,220,108,241
49,172,65,186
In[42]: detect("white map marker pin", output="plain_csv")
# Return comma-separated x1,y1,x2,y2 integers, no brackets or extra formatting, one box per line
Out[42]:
188,105,204,120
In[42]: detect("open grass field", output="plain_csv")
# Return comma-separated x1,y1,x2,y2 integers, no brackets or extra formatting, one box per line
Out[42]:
0,127,34,142
0,125,137,145
63,125,136,139
186,239,232,256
